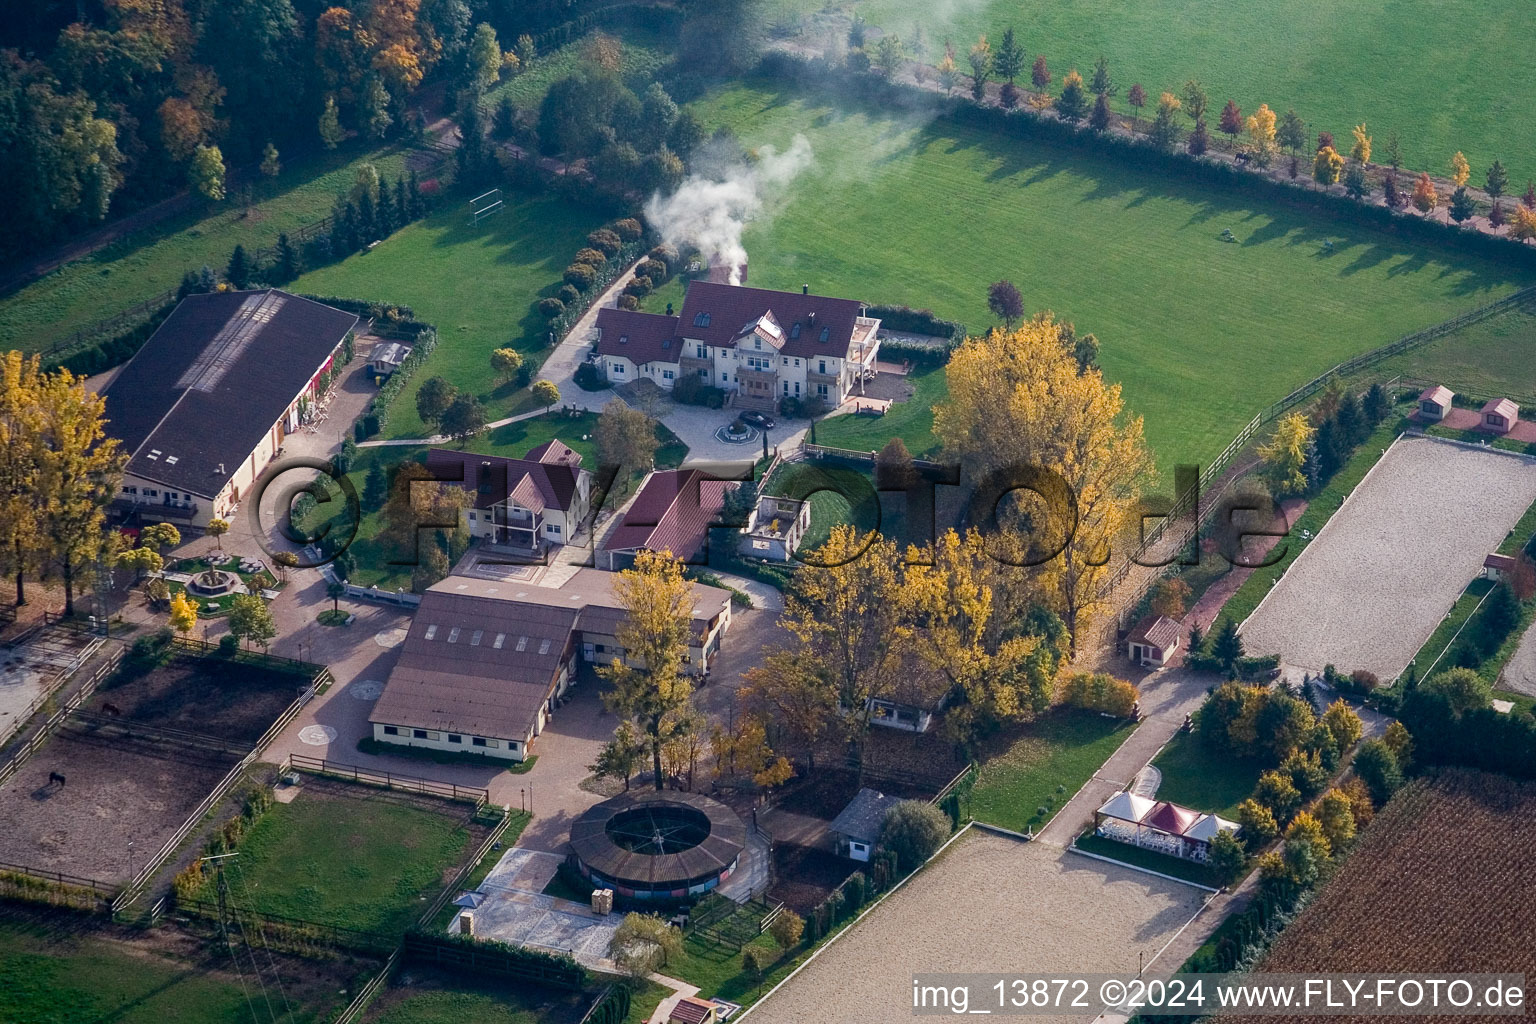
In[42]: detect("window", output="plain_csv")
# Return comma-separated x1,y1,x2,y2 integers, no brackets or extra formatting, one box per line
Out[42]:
693,312,710,327
413,729,429,739
145,489,158,498
794,358,800,366
722,373,729,382
611,364,624,375
447,627,461,643
424,625,438,640
467,511,476,521
781,357,788,366
547,524,561,535
754,337,762,349
696,344,706,357
783,381,789,394
448,733,463,744
698,368,708,379
538,638,552,655
595,644,606,653
618,334,628,345
662,369,675,380
795,382,801,396
790,323,801,338
493,633,506,649
470,630,483,646
818,360,827,374
820,327,830,342
472,737,487,747
383,725,400,735
516,636,528,651
817,384,828,397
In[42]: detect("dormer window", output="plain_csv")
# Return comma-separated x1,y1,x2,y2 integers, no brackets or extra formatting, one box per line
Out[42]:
819,327,830,342
790,323,801,338
693,312,711,327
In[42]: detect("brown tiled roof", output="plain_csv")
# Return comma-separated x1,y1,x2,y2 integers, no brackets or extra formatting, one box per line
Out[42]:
525,439,582,466
668,996,717,1024
595,307,681,365
425,447,583,512
1485,553,1518,572
1482,397,1519,421
1128,614,1181,649
677,281,866,360
603,470,727,562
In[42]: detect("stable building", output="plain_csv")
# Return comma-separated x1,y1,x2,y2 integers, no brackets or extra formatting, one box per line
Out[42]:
1481,397,1520,434
1417,385,1454,422
102,289,358,529
1127,614,1182,669
369,569,732,761
829,787,903,862
599,469,729,571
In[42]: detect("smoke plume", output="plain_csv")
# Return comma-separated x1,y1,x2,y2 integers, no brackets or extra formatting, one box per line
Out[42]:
643,134,814,285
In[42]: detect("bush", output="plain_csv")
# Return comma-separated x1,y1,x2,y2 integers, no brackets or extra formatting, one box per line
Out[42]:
1353,739,1402,805
624,275,652,297
610,217,643,241
587,228,623,255
1000,82,1022,109
769,908,805,949
1057,672,1139,717
616,294,640,311
637,258,667,281
648,243,681,271
878,800,951,873
864,303,965,340
563,263,597,290
538,296,566,319
1207,829,1247,884
574,361,608,391
558,283,581,304
218,633,240,655
572,247,608,267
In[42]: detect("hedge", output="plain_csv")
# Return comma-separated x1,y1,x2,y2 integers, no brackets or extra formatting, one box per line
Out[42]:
358,326,438,438
865,303,965,341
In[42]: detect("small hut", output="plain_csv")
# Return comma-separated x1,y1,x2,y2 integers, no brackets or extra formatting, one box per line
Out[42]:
1481,397,1519,434
1417,385,1454,421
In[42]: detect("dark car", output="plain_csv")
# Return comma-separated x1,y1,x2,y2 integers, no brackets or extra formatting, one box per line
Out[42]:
738,410,776,430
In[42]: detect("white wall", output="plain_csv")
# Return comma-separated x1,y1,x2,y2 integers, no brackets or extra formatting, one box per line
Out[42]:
372,721,531,762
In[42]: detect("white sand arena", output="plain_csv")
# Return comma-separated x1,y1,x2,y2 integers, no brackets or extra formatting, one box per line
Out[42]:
745,830,1209,1024
1240,434,1536,678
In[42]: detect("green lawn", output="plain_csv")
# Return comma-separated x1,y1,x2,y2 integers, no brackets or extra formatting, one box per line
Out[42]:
969,709,1136,833
1074,831,1222,887
1406,577,1496,680
0,140,414,355
293,195,602,439
484,26,676,113
769,0,1536,176
200,788,473,938
1223,417,1407,627
1150,731,1263,819
0,915,345,1023
762,458,883,547
665,929,807,1011
813,363,948,458
686,82,1528,475
1372,300,1536,407
368,980,666,1024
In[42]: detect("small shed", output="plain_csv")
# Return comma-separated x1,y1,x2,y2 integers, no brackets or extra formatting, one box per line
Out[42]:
369,340,412,380
1417,385,1454,421
1481,397,1519,434
829,787,903,862
1483,552,1518,580
1127,614,1181,668
669,995,719,1024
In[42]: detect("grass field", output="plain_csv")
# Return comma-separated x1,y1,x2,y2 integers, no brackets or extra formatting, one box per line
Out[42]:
1150,731,1263,819
1371,300,1536,406
202,786,474,938
0,914,350,1024
969,709,1135,833
484,25,675,113
1406,577,1495,679
769,0,1536,177
686,81,1529,474
0,141,415,354
293,196,601,439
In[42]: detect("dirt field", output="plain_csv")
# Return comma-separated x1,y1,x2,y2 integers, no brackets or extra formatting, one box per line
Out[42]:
88,652,309,746
0,730,238,883
769,844,858,915
1240,436,1536,678
747,830,1210,1024
1227,769,1536,1024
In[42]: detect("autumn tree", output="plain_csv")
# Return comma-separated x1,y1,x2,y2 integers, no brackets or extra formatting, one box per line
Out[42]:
190,144,226,200
1313,145,1344,185
532,379,560,412
1449,150,1470,187
260,142,281,177
1148,91,1181,149
1057,69,1088,121
206,517,230,552
468,22,502,92
1258,412,1315,496
937,41,959,96
608,913,682,978
490,348,523,385
933,316,1154,641
967,35,992,101
598,550,697,790
1030,55,1050,91
1244,103,1277,167
738,651,838,772
986,279,1024,327
1186,119,1209,156
994,27,1024,84
1509,205,1536,241
1217,99,1242,143
1349,123,1371,164
1150,578,1191,620
1412,171,1439,212
0,353,44,605
595,398,659,486
169,591,198,634
318,94,344,149
382,462,464,559
1126,83,1146,123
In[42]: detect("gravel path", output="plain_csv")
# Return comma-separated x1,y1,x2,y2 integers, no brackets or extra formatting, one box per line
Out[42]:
1240,435,1536,679
1500,615,1536,697
745,831,1209,1024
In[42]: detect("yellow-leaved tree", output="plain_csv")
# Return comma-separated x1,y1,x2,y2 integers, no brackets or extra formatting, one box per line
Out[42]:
0,352,43,607
1450,150,1470,187
598,549,696,790
1349,123,1371,164
1244,103,1277,167
1257,412,1315,496
933,317,1154,645
169,590,198,635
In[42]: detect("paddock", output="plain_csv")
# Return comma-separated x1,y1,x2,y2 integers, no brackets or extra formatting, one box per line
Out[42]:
0,625,103,745
0,729,240,884
1240,434,1536,678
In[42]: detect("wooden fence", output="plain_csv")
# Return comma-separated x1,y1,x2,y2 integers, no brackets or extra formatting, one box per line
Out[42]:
285,754,490,807
0,643,124,788
417,808,519,928
174,896,398,955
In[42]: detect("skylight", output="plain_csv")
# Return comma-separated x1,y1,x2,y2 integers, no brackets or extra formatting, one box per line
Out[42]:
516,636,528,651
447,627,461,643
424,624,438,640
538,639,552,655
493,633,506,649
470,630,483,646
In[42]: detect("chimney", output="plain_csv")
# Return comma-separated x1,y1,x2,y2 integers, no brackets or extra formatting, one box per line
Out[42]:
802,284,809,295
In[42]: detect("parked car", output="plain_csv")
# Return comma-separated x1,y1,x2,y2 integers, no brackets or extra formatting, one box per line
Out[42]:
738,410,776,430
